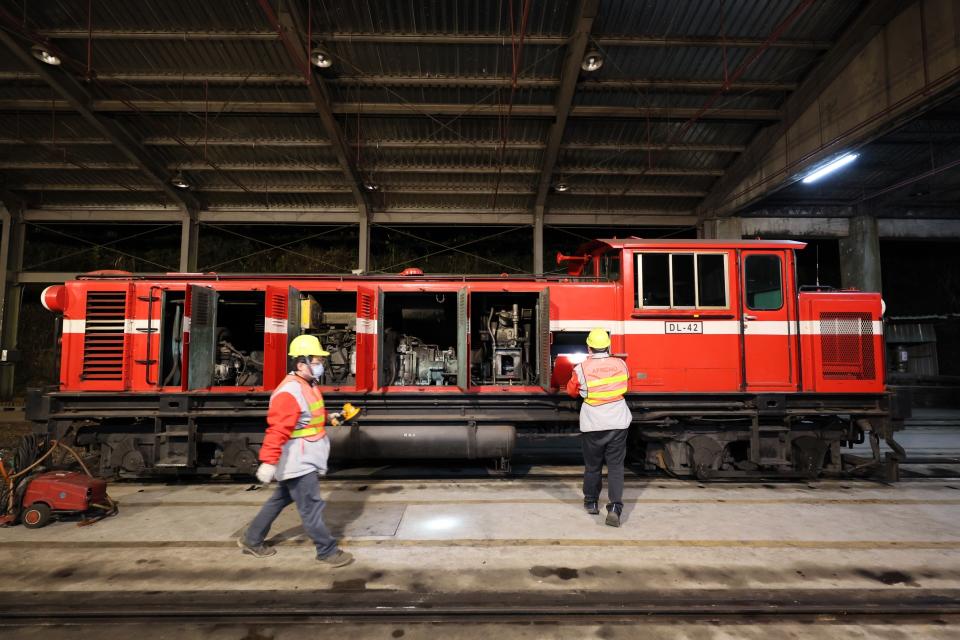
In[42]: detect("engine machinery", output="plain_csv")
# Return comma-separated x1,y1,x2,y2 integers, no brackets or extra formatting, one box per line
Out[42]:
214,329,263,386
394,336,457,386
474,303,534,385
29,238,908,481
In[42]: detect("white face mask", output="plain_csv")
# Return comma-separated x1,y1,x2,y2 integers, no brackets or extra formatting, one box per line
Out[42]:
309,363,324,379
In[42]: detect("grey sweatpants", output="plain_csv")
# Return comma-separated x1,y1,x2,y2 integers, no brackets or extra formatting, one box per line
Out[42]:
244,471,338,559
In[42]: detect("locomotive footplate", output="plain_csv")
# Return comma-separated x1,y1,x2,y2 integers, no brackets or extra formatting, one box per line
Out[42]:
26,388,902,480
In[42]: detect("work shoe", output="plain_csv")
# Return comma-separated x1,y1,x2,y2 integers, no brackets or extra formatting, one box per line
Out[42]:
317,549,355,568
605,503,623,528
584,499,600,515
237,536,276,558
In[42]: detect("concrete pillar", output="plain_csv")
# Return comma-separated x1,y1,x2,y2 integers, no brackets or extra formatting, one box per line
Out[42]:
179,211,199,272
357,206,370,273
839,214,882,292
0,202,25,399
533,205,544,275
700,217,742,239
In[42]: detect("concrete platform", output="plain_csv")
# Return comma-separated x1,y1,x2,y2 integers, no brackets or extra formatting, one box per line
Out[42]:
2,476,960,637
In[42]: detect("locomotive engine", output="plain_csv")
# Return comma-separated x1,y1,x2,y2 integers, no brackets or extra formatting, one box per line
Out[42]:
214,329,263,386
394,336,457,386
300,295,357,386
473,303,534,385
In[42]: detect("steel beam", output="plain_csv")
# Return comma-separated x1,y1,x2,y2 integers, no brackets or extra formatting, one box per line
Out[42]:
24,209,183,222
35,28,832,49
699,0,943,218
0,99,781,120
534,0,599,235
0,26,200,213
0,70,305,84
0,136,747,153
7,183,707,198
0,70,796,93
0,197,23,399
1,160,723,177
533,205,544,275
179,213,199,272
257,0,369,220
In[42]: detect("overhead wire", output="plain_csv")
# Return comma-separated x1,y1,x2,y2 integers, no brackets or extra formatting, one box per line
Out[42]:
200,223,353,272
24,222,179,270
24,221,179,271
371,224,529,273
200,223,353,273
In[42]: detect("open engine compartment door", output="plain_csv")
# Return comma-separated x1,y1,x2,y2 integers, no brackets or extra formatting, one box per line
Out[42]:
538,287,551,391
263,285,297,388
356,285,378,391
186,285,217,390
457,286,468,391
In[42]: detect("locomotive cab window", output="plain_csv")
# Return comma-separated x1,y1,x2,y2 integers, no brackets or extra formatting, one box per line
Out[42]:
634,252,728,309
598,252,621,281
745,255,783,311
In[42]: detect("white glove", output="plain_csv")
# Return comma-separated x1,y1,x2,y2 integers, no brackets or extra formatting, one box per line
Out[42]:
256,463,276,484
328,412,343,426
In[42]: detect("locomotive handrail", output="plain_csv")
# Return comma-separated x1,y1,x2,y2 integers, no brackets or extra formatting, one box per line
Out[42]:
630,312,737,319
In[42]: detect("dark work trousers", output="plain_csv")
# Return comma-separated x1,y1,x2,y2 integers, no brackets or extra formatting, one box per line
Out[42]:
581,428,629,506
245,471,338,559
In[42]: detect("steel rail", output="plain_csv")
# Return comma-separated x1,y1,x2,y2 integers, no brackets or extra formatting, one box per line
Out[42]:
3,589,959,624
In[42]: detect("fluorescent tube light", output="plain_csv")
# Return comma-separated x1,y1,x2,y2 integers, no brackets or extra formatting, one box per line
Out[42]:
802,153,859,184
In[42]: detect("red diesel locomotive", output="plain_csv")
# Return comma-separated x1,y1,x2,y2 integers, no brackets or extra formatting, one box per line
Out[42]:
27,238,907,479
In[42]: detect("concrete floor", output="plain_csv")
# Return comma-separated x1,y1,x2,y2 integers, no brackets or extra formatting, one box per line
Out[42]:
2,466,960,638
1,476,959,629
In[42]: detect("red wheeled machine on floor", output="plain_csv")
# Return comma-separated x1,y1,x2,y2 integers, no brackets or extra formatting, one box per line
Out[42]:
0,470,109,529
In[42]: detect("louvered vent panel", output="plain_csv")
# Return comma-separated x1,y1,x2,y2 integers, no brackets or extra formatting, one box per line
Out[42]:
270,293,286,317
81,291,127,380
360,293,372,316
819,312,875,380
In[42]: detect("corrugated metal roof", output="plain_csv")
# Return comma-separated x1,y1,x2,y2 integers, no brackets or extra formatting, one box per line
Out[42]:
0,0,925,224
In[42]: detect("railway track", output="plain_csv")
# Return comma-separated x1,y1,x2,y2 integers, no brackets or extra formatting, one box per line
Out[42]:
3,589,960,626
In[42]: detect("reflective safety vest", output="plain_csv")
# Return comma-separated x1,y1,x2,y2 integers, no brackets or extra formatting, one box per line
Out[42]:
581,356,629,406
271,373,326,438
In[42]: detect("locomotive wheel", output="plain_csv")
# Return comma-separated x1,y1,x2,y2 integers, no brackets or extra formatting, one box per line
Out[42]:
22,502,52,529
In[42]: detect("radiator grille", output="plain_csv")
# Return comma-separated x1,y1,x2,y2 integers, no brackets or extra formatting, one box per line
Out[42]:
81,290,127,380
819,312,875,380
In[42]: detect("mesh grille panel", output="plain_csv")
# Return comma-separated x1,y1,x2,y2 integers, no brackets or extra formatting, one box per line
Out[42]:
819,312,875,380
81,290,127,381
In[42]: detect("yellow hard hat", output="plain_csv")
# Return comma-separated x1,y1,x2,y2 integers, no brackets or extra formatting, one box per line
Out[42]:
585,327,611,349
288,334,330,357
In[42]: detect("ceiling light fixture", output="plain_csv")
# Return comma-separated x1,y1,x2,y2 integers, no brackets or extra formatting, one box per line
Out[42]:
553,179,570,193
362,181,379,192
30,44,61,66
171,172,191,189
802,152,859,184
310,47,333,69
580,49,604,72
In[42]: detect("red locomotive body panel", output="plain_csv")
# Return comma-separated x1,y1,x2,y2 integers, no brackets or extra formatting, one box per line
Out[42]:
33,238,899,479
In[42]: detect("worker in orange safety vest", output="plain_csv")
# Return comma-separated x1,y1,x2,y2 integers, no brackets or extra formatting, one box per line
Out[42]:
238,334,354,567
565,328,632,527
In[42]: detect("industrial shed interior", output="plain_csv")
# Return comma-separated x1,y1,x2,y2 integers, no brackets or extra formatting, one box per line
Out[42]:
1,0,960,637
